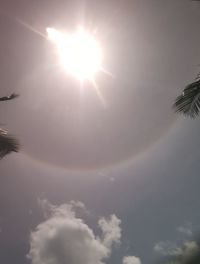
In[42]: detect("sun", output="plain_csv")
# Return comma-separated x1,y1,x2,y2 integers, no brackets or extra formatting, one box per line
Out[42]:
46,27,103,81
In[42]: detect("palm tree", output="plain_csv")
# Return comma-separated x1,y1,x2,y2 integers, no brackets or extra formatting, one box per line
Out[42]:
173,0,200,118
173,77,200,118
0,93,19,159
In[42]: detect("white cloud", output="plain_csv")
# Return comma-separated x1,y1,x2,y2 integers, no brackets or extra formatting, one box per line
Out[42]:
177,223,193,236
28,200,121,264
123,256,141,264
98,215,121,248
154,240,199,264
154,241,178,256
172,241,199,259
37,199,87,219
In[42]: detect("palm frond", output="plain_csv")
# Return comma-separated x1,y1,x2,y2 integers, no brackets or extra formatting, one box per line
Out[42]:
0,93,20,159
0,130,19,159
0,93,19,102
173,79,200,118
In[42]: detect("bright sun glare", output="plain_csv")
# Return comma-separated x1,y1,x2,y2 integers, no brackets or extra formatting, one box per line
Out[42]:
46,27,103,81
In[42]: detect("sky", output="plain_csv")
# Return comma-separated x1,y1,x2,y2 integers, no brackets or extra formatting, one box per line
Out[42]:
0,0,200,264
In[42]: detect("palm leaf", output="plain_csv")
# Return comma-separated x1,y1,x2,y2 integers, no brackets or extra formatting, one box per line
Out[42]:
0,93,19,101
0,93,20,158
0,130,19,159
173,79,200,118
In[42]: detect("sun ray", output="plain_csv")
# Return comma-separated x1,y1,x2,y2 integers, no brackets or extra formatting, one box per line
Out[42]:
100,67,115,78
12,18,109,106
16,18,46,38
90,78,106,107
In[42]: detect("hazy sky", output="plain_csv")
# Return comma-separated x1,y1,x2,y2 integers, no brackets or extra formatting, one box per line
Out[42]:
0,1,200,264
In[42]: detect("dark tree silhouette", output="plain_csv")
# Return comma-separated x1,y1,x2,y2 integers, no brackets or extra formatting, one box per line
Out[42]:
173,77,200,118
0,93,19,101
0,94,19,159
173,0,200,118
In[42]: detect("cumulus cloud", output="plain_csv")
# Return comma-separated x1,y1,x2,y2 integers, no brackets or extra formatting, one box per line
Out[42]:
172,241,199,259
167,241,200,264
122,256,141,264
37,199,87,219
98,215,121,248
28,200,121,264
154,240,200,264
